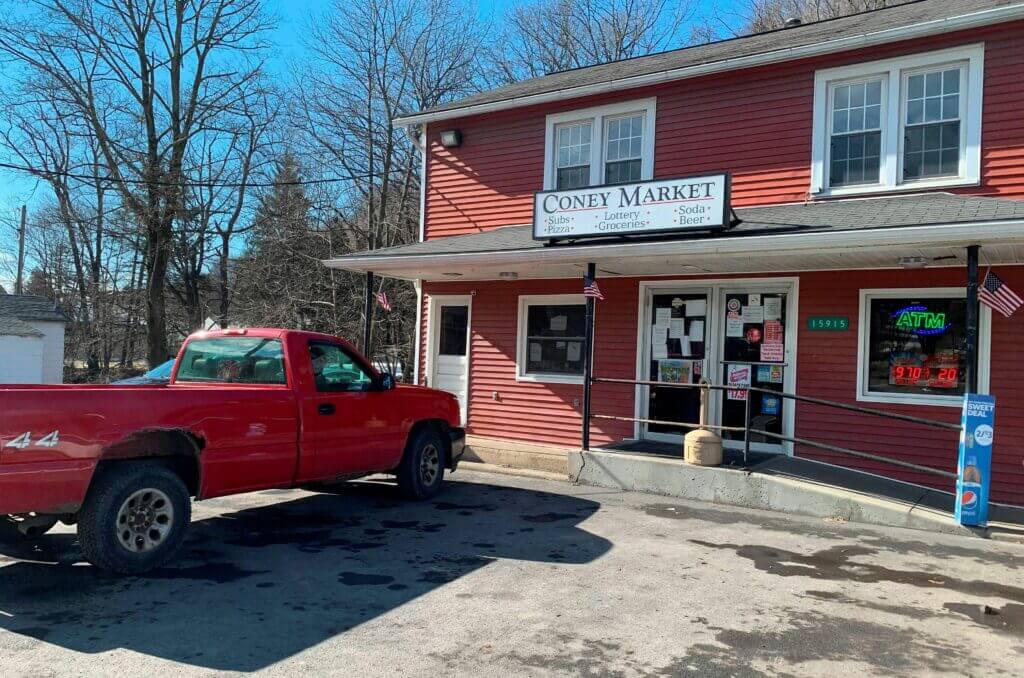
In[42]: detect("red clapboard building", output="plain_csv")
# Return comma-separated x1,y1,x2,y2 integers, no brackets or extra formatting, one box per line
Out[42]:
327,0,1024,506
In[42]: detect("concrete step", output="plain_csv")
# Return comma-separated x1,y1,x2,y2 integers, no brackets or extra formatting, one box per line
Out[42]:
570,449,1020,538
456,460,567,483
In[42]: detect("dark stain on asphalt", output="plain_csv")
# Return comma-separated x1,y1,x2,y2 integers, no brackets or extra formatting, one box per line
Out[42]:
337,572,394,586
521,513,578,523
944,602,1024,636
146,562,270,584
691,540,1024,603
380,520,445,533
665,608,971,677
802,589,941,621
433,502,496,512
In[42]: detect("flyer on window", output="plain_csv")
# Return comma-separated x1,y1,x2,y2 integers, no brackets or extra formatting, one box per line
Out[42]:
658,359,691,384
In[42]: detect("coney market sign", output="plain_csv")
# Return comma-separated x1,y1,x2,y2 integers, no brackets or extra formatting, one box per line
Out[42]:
533,173,731,241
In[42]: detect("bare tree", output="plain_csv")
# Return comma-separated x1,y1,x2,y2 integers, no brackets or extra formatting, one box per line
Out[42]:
488,0,698,84
288,0,482,366
743,0,904,33
0,0,274,365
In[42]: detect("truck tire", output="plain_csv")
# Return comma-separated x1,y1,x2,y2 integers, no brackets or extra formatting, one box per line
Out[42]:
78,463,191,574
396,426,447,500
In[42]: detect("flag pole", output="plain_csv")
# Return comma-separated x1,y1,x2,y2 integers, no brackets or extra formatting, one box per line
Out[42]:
581,263,596,451
965,245,980,394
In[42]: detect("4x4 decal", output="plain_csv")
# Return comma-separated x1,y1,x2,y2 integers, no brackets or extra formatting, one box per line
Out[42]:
4,431,60,450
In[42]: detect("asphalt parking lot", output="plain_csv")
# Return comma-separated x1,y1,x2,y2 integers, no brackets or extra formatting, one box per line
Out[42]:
2,469,1023,677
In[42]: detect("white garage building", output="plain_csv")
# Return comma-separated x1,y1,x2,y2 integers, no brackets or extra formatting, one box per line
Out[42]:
0,294,68,384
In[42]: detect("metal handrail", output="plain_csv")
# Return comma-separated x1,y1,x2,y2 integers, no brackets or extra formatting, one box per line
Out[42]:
588,375,961,480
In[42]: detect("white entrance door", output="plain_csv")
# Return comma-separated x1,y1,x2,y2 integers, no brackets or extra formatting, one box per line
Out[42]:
638,279,797,454
429,296,471,425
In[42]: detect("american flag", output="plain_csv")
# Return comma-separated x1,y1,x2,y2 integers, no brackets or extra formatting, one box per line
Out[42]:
375,290,392,312
979,270,1023,318
583,276,604,301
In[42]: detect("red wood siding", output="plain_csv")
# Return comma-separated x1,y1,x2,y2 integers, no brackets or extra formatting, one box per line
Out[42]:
424,21,1024,240
424,267,1024,505
793,266,1024,506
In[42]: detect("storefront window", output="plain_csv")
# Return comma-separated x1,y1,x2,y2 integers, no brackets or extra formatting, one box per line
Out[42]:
862,293,968,402
518,296,586,382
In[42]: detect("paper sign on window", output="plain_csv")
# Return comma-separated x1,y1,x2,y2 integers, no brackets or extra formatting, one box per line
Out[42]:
760,342,784,362
550,315,567,331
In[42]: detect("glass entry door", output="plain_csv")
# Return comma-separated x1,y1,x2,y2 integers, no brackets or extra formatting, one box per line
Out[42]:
718,289,789,453
642,291,710,442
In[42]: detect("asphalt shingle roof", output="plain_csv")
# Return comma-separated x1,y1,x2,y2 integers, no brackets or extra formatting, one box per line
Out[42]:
400,0,1021,122
332,193,1024,261
0,294,68,322
0,316,45,338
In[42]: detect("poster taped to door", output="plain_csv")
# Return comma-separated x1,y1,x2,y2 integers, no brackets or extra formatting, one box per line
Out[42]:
763,296,782,320
658,359,691,383
669,318,685,338
741,306,764,323
686,299,707,316
726,315,743,337
760,342,784,362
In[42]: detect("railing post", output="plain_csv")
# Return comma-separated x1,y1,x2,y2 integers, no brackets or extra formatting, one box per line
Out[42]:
965,245,980,394
581,263,596,451
743,388,752,465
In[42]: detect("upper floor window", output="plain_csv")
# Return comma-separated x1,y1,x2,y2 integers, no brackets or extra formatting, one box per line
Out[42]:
812,45,983,197
545,99,656,191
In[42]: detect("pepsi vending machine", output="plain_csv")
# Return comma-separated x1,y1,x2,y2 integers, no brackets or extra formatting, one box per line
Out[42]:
955,393,996,527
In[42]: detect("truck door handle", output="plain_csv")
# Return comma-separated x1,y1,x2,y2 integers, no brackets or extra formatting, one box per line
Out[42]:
318,403,336,416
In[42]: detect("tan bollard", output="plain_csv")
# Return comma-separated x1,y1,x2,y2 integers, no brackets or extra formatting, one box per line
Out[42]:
684,379,723,466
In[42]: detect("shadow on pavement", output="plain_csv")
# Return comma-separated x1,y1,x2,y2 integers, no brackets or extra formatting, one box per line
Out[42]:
0,478,612,671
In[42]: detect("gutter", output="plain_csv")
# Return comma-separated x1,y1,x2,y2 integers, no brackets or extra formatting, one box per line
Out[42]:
394,3,1024,127
324,220,1024,273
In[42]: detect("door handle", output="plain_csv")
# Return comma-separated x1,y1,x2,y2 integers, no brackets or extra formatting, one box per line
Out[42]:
318,403,336,416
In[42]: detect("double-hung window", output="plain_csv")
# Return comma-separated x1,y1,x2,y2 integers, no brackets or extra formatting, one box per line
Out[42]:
545,99,656,190
812,45,983,196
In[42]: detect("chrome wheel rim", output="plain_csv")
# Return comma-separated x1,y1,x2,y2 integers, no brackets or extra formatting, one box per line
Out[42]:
420,444,441,485
116,488,174,553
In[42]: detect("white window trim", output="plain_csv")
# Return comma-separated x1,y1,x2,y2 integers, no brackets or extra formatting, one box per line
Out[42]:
811,44,984,197
544,98,657,190
856,287,991,408
516,293,588,385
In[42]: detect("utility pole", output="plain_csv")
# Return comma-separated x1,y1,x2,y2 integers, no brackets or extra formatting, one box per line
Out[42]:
14,205,26,295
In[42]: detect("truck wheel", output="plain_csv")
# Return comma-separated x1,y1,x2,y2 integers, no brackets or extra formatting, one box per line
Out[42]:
396,427,447,500
78,463,191,575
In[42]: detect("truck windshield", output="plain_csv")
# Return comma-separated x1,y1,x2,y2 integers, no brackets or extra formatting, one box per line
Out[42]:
176,337,287,385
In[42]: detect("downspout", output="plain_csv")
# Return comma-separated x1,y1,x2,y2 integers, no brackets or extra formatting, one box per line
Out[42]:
407,123,428,384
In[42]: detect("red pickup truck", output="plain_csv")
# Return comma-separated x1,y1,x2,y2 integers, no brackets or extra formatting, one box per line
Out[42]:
0,328,465,574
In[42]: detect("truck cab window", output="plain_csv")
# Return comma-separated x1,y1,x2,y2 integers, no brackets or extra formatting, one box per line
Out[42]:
176,337,286,384
309,342,374,392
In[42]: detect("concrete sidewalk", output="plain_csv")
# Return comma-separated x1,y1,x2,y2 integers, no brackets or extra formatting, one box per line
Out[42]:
570,448,1024,540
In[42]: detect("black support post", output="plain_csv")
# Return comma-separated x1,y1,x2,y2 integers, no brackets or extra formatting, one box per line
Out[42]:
965,246,980,394
581,262,596,451
363,271,375,356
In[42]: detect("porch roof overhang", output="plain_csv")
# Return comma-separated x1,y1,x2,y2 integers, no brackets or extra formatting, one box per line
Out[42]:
323,193,1024,282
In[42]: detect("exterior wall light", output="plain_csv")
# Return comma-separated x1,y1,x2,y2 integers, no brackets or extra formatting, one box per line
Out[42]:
898,256,928,269
440,129,462,147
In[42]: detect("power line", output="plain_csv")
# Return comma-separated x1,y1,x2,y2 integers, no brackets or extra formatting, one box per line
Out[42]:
0,161,400,189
